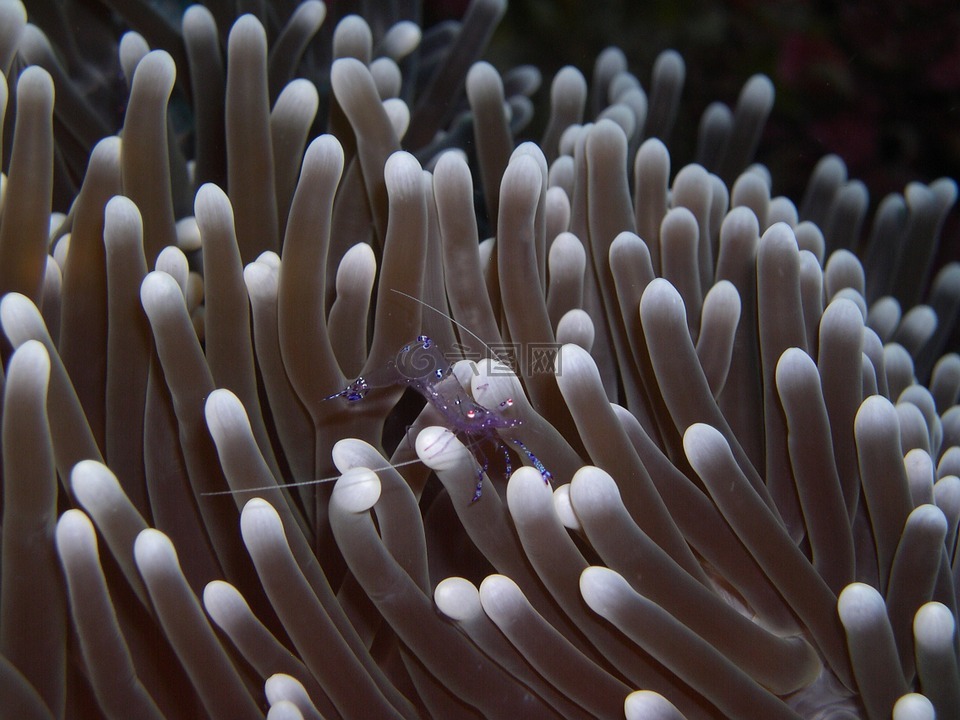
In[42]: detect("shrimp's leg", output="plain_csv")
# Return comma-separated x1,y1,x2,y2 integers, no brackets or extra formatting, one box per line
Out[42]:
469,441,493,503
511,438,553,484
470,471,485,503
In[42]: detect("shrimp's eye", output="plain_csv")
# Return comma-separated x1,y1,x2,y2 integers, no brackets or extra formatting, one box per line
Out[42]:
501,398,514,408
466,409,476,419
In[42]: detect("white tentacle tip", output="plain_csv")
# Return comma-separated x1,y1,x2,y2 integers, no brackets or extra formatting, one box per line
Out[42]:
415,426,466,471
55,509,97,557
580,565,628,618
133,528,178,570
228,13,268,50
0,292,43,346
265,674,315,720
140,269,184,310
434,577,482,622
70,460,123,508
331,467,381,512
203,580,253,631
303,133,345,173
105,195,145,244
837,582,886,631
552,485,581,532
131,50,177,92
8,338,50,384
384,150,424,198
892,693,935,720
913,601,955,648
204,388,250,438
505,466,554,511
478,574,523,623
240,497,284,537
624,690,687,720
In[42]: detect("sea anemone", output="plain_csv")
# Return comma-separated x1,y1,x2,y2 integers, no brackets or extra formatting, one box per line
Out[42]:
1,1,958,718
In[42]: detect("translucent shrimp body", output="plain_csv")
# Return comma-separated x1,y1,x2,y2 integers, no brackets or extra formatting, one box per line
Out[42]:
327,335,551,500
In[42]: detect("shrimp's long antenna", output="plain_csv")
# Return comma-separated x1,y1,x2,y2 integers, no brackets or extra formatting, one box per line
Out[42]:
391,288,504,365
200,456,429,496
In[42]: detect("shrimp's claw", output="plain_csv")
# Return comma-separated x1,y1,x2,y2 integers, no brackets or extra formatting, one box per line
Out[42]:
324,377,370,403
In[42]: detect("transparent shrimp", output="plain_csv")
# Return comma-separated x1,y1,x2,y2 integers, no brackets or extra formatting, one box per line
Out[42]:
326,334,552,501
202,294,553,500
